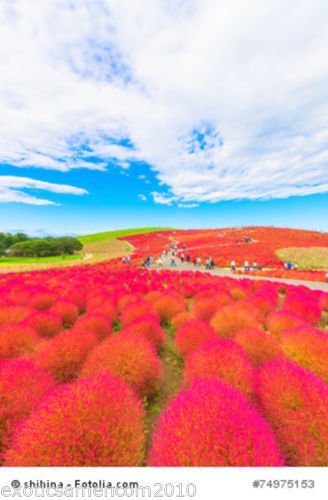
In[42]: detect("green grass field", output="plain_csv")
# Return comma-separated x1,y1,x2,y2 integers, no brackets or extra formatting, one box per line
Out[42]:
276,247,328,269
0,254,81,265
78,227,173,244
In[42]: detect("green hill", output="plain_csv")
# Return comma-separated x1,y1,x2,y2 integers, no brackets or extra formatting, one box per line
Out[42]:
78,227,173,244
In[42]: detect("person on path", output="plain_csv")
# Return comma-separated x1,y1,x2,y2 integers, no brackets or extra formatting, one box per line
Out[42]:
170,256,176,267
244,260,250,272
196,257,202,267
231,260,236,271
186,254,191,263
127,255,131,265
210,258,215,270
252,261,257,270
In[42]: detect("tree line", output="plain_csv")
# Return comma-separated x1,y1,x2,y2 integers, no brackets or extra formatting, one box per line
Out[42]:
0,232,83,258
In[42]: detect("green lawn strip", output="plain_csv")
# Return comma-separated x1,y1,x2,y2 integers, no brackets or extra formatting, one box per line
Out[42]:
0,254,80,265
276,247,328,270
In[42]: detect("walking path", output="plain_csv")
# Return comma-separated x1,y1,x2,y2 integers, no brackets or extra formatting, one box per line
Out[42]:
153,256,328,291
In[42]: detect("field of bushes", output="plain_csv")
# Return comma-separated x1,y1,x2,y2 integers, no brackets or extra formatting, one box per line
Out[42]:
124,226,328,271
0,260,327,466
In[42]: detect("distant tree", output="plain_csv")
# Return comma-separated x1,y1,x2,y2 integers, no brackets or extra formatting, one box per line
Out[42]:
12,232,28,244
55,237,83,255
0,232,28,250
0,242,6,256
8,236,83,258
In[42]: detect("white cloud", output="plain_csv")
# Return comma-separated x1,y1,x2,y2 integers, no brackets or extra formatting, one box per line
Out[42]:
0,175,87,205
138,194,147,201
151,191,177,206
0,0,328,204
177,203,198,208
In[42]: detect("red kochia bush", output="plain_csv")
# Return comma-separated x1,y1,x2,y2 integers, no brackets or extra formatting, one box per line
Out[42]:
281,291,321,326
0,359,55,452
319,293,328,312
147,379,284,466
35,329,97,383
26,311,62,338
30,291,57,310
0,323,39,359
234,328,284,366
120,300,159,327
153,294,186,323
191,297,221,321
82,333,162,397
123,315,165,351
279,326,328,383
256,358,328,466
73,313,112,341
175,319,217,358
184,339,255,398
62,289,87,313
266,310,306,338
247,288,278,316
50,300,79,326
210,303,261,338
171,311,194,330
0,306,32,325
87,295,117,322
4,375,145,466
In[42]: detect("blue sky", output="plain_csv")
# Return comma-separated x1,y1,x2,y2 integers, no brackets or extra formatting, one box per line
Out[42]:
1,0,328,235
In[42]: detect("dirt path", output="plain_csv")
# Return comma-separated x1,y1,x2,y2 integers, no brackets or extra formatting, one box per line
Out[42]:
154,257,328,291
145,325,184,453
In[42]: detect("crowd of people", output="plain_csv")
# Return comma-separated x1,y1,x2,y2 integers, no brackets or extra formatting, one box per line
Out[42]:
122,240,327,282
124,238,305,275
283,261,298,270
230,260,262,272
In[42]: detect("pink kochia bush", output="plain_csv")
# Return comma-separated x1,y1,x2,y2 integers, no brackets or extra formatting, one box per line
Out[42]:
4,375,146,466
175,319,217,358
73,313,112,341
82,332,162,397
123,315,165,351
279,326,328,383
26,311,62,338
35,329,98,383
120,300,159,327
256,359,328,466
247,286,278,316
281,291,321,326
184,338,255,399
147,379,284,466
234,328,284,366
0,359,55,453
0,322,39,359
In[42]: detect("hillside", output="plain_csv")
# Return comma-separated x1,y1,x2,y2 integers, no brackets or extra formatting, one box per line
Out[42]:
78,227,173,244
